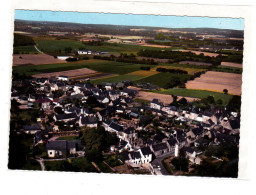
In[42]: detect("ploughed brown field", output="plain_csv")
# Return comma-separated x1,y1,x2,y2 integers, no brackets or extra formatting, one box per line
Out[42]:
32,68,98,79
221,62,243,68
180,50,220,57
13,54,65,66
128,86,199,105
186,71,242,95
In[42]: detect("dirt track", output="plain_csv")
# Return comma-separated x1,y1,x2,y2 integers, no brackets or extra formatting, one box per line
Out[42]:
13,54,65,66
186,71,242,95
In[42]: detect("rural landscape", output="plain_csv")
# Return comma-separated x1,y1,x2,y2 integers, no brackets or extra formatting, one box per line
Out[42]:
9,11,242,177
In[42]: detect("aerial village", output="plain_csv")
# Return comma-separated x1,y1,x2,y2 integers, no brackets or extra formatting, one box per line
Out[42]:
10,73,240,176
9,17,243,177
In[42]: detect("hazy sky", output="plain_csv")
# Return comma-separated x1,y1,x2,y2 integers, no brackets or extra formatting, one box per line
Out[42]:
15,10,244,30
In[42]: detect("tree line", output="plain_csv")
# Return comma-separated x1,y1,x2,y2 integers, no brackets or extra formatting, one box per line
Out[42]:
156,67,188,74
137,49,222,65
93,54,158,65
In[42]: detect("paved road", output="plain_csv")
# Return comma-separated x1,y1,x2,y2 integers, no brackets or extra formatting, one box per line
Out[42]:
34,45,43,53
151,152,174,175
35,158,45,171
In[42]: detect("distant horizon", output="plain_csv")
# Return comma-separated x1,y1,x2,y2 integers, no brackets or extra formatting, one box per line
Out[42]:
15,19,243,31
15,10,244,31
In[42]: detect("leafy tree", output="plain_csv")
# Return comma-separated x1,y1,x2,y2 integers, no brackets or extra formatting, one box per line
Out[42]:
82,127,119,161
171,156,189,172
178,97,188,106
85,96,99,107
216,99,223,105
227,95,241,112
206,96,215,104
223,89,228,94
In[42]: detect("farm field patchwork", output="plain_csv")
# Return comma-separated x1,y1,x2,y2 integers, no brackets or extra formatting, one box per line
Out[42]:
13,59,149,75
185,71,242,95
13,54,65,66
35,39,173,55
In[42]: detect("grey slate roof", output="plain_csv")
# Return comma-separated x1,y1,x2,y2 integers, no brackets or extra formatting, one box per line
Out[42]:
167,138,177,146
55,113,77,121
123,127,135,134
23,124,41,131
46,140,67,150
109,122,123,132
152,142,168,152
140,147,152,156
81,116,98,125
130,151,141,159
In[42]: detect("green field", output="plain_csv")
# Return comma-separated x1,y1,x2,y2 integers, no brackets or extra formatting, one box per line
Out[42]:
135,72,192,88
35,39,173,55
13,59,152,76
154,88,234,105
13,45,39,54
91,74,144,84
210,65,242,74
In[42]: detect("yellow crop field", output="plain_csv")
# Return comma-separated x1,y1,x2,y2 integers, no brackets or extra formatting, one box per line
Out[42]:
127,70,159,77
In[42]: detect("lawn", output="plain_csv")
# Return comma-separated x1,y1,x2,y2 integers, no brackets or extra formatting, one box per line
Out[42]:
44,158,98,172
154,88,234,105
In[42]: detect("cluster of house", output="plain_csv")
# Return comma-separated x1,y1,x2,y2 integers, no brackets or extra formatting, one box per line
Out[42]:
11,75,240,167
76,50,108,55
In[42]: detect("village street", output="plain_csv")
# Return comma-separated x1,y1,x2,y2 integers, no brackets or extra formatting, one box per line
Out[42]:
151,152,174,175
